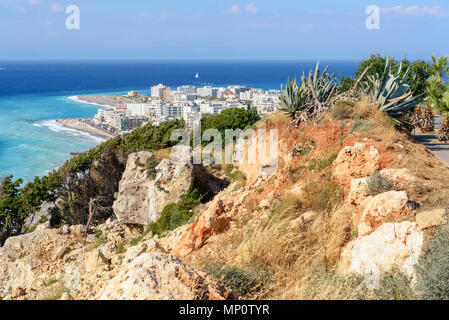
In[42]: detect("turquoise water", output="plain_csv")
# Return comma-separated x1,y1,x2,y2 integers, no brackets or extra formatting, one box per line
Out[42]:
0,60,359,181
0,93,104,181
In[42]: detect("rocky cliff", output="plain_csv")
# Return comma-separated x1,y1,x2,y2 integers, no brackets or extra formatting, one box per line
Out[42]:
2,112,449,300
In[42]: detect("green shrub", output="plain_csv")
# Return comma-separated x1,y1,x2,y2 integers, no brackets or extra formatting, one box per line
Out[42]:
116,244,126,254
374,272,415,300
230,170,247,183
201,108,260,145
416,224,449,300
94,230,107,248
204,263,273,297
307,154,337,171
146,158,159,180
331,101,355,120
129,237,142,247
146,180,208,237
364,171,394,196
350,120,377,133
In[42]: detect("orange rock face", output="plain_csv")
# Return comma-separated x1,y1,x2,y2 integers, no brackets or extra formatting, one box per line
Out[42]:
333,143,381,193
173,199,230,257
355,191,411,236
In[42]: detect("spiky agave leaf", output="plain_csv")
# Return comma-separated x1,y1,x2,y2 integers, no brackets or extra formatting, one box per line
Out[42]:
279,77,307,116
362,57,424,126
280,61,337,125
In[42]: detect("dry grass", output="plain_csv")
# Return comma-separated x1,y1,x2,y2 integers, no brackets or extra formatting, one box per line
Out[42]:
186,99,449,299
189,168,356,299
154,148,171,161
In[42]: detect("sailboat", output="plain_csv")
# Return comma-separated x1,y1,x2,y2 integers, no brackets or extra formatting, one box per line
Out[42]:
195,72,199,79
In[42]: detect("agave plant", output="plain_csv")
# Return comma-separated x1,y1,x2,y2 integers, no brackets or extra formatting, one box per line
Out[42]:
279,77,307,117
279,62,337,126
361,57,424,126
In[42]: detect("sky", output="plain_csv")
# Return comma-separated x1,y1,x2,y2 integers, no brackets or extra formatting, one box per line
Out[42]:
0,0,448,60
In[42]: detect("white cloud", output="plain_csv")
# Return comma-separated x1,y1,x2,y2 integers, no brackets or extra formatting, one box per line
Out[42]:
226,5,242,15
382,6,449,16
244,3,258,14
50,3,63,12
29,0,39,5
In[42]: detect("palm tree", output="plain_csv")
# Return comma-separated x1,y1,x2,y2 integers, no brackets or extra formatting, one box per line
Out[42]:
430,54,449,82
425,77,447,110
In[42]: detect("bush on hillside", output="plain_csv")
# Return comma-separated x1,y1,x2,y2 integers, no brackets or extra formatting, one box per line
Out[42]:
364,171,394,196
201,108,260,145
416,224,449,300
146,180,209,236
204,263,273,297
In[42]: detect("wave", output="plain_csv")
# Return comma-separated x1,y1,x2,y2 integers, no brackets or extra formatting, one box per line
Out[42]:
35,120,105,143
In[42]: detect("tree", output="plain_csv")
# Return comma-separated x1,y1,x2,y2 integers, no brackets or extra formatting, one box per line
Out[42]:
409,59,431,96
425,77,447,111
0,175,24,245
430,54,449,82
337,75,356,94
201,108,260,143
355,54,431,96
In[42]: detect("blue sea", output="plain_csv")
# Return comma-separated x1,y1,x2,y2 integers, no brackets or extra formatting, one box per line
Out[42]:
0,60,358,181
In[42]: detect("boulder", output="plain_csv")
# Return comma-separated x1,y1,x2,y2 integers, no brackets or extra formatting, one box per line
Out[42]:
333,143,381,191
379,168,416,186
0,253,34,298
113,151,213,226
85,249,110,273
51,246,70,261
348,178,370,207
339,221,423,289
348,169,417,206
2,223,62,260
355,191,411,236
173,199,230,257
415,208,448,230
95,253,237,300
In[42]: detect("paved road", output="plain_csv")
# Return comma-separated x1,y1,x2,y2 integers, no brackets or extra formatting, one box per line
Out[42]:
415,116,449,167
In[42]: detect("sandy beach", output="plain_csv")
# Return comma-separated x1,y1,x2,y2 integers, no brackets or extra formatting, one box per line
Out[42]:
56,118,116,140
69,94,126,108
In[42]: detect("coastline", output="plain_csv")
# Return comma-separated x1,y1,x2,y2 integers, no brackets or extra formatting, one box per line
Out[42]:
56,119,115,141
68,94,125,109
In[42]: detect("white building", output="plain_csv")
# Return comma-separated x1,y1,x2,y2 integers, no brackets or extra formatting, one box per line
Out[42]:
126,103,151,117
197,86,218,97
177,85,197,94
151,84,167,98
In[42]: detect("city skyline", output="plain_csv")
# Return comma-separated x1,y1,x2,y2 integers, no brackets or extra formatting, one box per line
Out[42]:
0,0,448,60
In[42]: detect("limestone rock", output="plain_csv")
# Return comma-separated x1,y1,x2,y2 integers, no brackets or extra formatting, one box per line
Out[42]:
0,253,34,298
2,225,63,260
95,253,237,300
333,143,381,191
85,249,110,273
348,169,417,206
415,208,448,230
124,242,147,264
348,177,370,206
339,221,423,289
51,246,70,261
173,199,230,257
355,191,411,236
113,151,214,226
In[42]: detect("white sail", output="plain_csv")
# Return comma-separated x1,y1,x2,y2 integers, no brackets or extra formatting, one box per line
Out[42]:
195,72,199,79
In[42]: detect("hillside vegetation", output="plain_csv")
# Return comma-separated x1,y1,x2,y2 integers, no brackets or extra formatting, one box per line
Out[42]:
2,54,449,300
